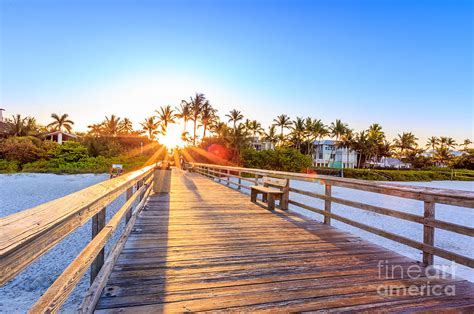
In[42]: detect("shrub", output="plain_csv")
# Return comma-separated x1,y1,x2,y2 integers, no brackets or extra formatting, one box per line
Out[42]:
51,141,89,162
0,137,41,164
241,148,312,172
0,159,20,173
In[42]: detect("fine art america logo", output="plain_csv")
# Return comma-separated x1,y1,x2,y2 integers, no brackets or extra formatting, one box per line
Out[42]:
377,260,457,297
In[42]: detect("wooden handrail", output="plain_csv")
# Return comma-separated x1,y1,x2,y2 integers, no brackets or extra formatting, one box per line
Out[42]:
190,163,474,207
0,165,154,285
190,163,474,268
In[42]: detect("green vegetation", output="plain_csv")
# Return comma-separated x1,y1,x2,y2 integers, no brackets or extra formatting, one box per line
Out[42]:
240,148,312,172
341,168,474,181
1,93,472,178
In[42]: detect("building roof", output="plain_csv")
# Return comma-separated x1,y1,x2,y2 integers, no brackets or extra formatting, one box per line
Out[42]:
44,130,78,138
313,140,338,145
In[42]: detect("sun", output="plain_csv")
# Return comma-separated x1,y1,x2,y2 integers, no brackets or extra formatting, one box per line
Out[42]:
158,123,185,149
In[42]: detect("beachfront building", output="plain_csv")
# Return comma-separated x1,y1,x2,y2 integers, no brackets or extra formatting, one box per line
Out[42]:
0,109,9,138
250,137,274,151
312,140,357,168
44,130,78,144
369,157,412,169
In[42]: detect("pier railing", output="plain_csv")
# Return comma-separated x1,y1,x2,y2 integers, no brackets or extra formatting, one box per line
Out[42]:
0,165,155,313
190,163,474,268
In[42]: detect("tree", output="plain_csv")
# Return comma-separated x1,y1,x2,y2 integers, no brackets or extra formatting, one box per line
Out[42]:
47,113,74,133
226,109,243,131
102,115,121,136
9,114,26,136
87,123,103,137
330,119,348,140
155,105,176,134
367,123,386,165
433,146,453,165
290,117,306,150
264,125,278,146
247,120,263,137
461,139,472,151
176,101,191,131
273,114,292,141
200,101,217,139
426,136,438,152
439,136,457,150
188,93,206,145
393,132,418,167
119,118,134,134
337,129,355,170
140,117,160,140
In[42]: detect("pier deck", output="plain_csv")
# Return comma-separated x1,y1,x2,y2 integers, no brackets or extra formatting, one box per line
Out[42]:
95,170,474,312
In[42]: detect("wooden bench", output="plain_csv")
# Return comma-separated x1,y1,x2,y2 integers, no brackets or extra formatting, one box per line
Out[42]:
250,176,289,210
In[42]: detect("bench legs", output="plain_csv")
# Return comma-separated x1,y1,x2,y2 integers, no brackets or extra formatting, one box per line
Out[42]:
267,194,276,211
251,189,258,203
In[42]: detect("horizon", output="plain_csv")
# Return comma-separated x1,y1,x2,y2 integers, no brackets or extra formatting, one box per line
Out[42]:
1,0,472,145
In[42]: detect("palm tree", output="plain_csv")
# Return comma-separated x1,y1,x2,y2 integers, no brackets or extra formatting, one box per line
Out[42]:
87,123,103,136
273,114,292,140
200,101,217,139
119,118,134,134
140,116,160,140
176,101,191,131
47,113,74,133
393,132,418,167
290,117,306,150
155,105,176,134
426,136,439,153
102,115,121,136
337,129,355,172
188,93,206,145
434,146,453,165
461,139,472,151
309,119,328,159
226,109,243,131
367,123,385,164
247,120,263,138
8,114,26,136
439,136,457,150
330,119,348,140
264,125,279,147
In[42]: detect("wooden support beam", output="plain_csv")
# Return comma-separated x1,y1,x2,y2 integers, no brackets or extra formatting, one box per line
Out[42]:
324,185,332,225
90,207,106,285
423,200,435,266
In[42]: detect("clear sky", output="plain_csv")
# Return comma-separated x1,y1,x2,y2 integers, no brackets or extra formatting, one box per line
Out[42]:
1,0,472,144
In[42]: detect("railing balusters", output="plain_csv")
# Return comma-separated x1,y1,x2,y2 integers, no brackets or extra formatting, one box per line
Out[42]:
125,186,133,223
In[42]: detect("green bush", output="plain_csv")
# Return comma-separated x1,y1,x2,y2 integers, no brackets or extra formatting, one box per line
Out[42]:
0,159,20,173
342,168,474,181
241,148,312,172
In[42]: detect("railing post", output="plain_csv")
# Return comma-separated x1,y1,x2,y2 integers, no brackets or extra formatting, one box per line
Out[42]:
423,200,435,266
226,169,230,186
324,184,331,225
254,173,259,185
238,171,242,190
90,207,106,284
125,186,133,223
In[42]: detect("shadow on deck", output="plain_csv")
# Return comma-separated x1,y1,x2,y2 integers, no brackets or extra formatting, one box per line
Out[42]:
95,170,474,312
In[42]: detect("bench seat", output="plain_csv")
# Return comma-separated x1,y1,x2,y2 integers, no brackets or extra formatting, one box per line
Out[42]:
250,186,284,194
250,176,289,211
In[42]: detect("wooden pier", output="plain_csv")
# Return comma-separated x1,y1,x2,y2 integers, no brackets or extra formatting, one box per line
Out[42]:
1,165,473,312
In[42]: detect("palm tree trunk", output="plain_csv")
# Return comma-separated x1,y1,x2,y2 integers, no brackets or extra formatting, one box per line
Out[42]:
193,120,197,145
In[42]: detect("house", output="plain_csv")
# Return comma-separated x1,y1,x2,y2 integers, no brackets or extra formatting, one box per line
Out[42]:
250,137,274,151
44,130,78,144
0,108,10,137
372,157,412,169
313,140,357,168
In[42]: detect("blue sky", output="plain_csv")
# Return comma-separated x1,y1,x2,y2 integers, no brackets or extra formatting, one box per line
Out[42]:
1,0,472,143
